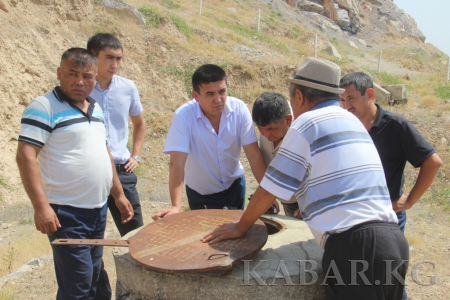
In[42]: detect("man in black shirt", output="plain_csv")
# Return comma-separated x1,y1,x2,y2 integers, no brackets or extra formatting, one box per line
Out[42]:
340,72,442,300
340,72,442,233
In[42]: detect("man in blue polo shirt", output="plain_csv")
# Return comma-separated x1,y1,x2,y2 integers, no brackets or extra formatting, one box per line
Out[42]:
203,58,408,300
16,48,133,300
152,64,267,219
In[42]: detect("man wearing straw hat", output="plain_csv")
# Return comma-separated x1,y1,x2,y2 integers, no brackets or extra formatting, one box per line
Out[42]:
203,57,409,300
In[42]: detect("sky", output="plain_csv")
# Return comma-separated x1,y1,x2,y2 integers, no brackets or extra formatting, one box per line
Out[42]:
394,0,450,57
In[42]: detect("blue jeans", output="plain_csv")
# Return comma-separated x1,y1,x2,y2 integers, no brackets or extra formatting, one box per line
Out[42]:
186,176,246,210
49,204,108,300
397,210,407,234
396,210,408,300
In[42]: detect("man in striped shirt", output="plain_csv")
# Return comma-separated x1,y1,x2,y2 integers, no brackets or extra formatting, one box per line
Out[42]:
203,57,408,300
16,48,133,300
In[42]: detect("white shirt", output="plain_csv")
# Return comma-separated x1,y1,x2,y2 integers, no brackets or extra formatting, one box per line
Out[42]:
164,97,257,195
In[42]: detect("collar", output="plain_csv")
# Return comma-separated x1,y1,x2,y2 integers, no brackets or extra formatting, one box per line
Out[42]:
95,75,116,92
53,86,96,119
371,103,384,130
311,99,340,111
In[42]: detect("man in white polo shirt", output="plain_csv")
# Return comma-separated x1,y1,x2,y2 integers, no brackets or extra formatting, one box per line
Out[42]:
203,58,408,300
16,48,133,300
152,64,267,219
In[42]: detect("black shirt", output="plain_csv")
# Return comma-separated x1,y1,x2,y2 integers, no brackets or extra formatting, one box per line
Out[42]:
369,104,435,201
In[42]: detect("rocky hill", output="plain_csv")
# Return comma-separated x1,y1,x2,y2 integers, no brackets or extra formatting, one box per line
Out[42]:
0,0,444,203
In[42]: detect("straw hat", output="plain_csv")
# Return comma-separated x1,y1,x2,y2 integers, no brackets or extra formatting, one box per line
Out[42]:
286,57,345,94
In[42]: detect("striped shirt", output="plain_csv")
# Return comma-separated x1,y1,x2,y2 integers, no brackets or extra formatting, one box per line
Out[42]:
260,100,397,247
18,87,113,208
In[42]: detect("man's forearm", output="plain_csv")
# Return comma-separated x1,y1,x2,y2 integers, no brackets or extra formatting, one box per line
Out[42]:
169,164,184,209
407,153,442,205
244,142,267,183
237,186,276,233
249,158,267,183
131,122,145,157
109,151,125,199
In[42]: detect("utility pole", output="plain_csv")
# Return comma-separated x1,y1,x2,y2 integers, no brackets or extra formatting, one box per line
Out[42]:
314,34,317,58
377,50,382,73
257,9,261,32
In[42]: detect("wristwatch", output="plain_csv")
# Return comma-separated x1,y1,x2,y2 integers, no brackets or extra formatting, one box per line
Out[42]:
131,156,141,163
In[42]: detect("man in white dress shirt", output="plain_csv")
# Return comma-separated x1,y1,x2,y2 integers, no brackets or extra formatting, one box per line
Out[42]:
152,64,267,219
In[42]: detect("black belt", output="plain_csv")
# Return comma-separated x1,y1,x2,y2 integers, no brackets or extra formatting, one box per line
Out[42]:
115,164,126,172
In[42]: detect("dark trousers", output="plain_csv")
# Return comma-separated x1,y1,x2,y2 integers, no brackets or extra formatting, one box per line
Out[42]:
323,221,409,300
396,210,408,300
281,201,299,217
49,204,108,300
96,171,144,300
186,176,246,210
107,171,144,236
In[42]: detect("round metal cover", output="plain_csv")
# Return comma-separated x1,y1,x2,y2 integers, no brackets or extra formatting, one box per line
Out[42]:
127,209,268,273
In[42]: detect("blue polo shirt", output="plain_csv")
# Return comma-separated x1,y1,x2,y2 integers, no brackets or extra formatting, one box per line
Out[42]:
164,97,258,195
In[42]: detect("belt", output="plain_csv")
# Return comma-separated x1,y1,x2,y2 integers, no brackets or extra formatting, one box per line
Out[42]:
115,164,126,172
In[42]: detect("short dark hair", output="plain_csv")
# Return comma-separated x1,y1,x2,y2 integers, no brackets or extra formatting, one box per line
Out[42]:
87,33,123,56
289,83,339,104
339,72,373,96
252,92,291,126
192,64,227,93
61,48,97,66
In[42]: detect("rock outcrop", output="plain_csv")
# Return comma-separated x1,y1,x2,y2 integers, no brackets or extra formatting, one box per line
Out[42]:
103,0,145,25
295,0,424,41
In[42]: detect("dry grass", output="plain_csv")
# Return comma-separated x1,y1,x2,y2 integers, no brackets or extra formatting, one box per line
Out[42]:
0,287,16,300
418,95,440,109
405,231,425,247
0,227,51,278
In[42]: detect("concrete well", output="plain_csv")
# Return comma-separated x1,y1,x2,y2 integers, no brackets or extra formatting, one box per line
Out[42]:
113,214,326,300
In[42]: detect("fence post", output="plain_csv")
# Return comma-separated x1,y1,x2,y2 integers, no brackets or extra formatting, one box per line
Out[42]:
199,0,202,16
447,56,450,84
377,50,382,73
257,9,261,32
314,34,317,58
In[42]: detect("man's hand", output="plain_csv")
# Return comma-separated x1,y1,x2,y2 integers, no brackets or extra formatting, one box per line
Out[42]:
392,194,412,213
34,204,61,235
152,206,181,221
201,223,244,244
273,200,280,213
124,157,139,173
293,209,303,219
115,196,134,223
